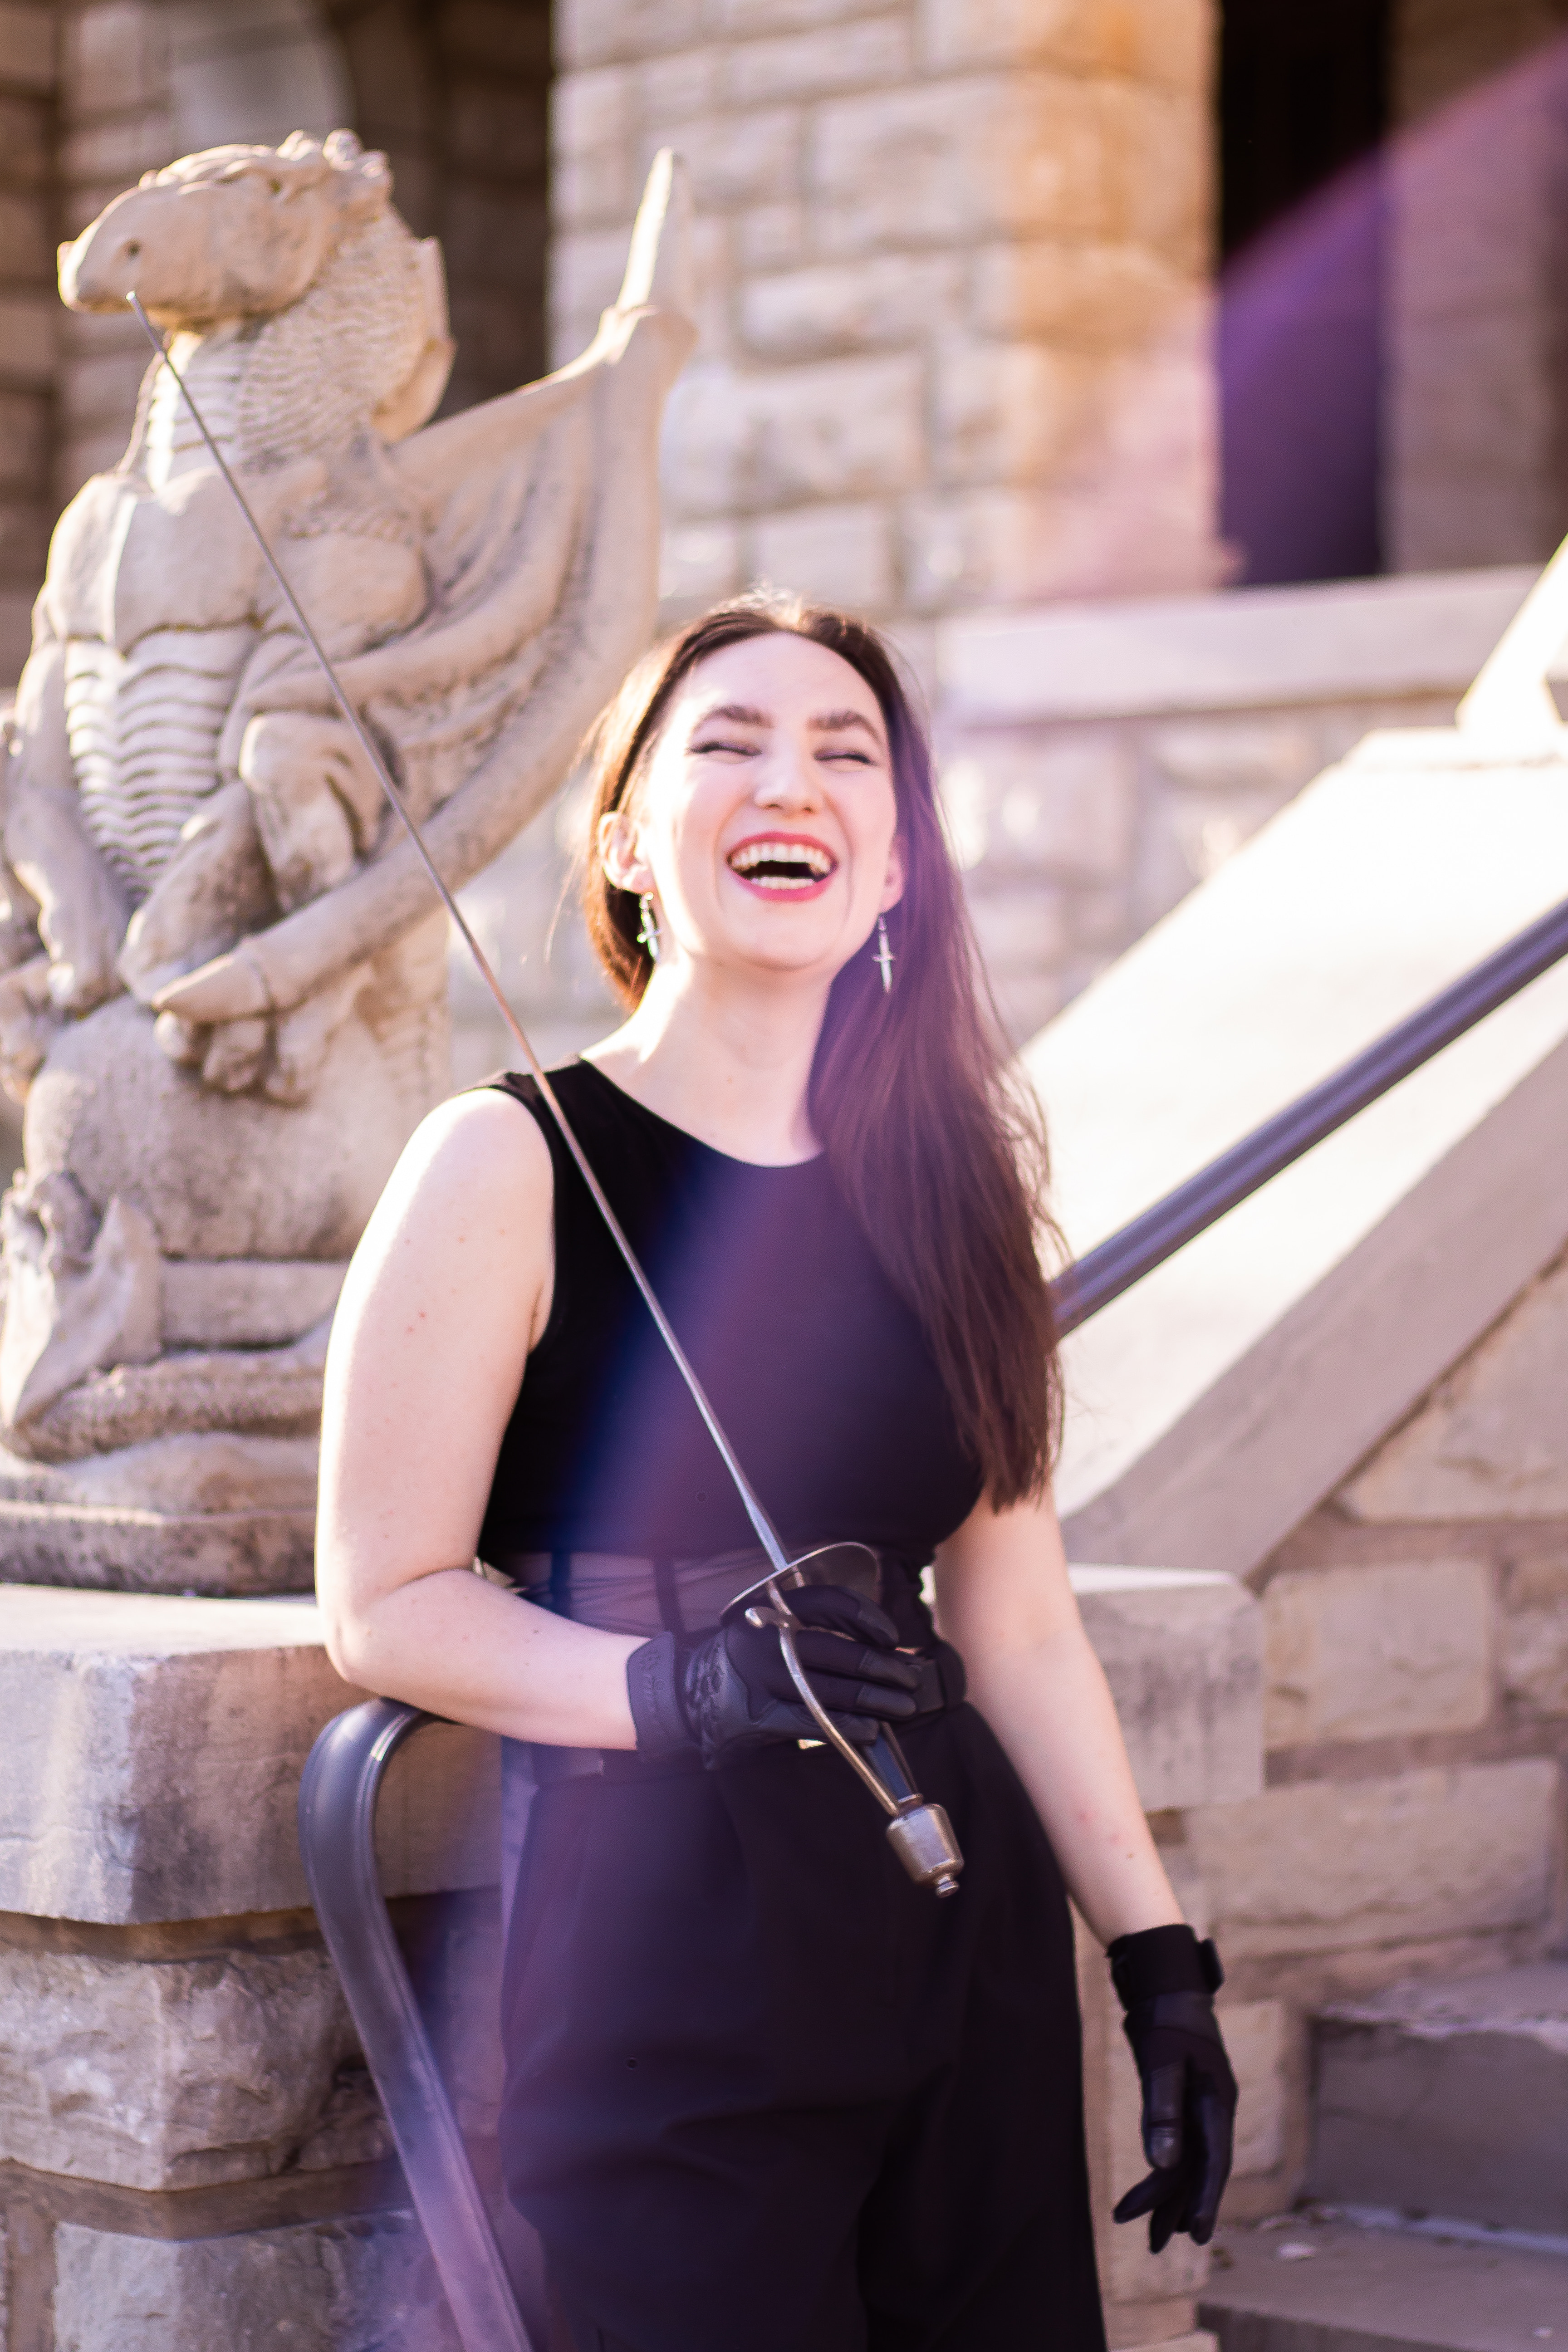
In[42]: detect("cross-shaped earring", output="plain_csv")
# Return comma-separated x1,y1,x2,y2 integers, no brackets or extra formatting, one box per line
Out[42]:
874,913,894,995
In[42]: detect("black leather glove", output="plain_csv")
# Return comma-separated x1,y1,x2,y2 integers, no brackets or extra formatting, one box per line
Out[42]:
627,1585,925,1767
1109,1925,1237,2253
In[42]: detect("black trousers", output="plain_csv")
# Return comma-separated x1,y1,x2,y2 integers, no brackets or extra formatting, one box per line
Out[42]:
500,1705,1106,2352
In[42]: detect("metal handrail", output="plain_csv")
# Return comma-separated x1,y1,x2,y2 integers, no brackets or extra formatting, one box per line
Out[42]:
299,879,1568,2351
1052,884,1568,1332
298,1700,532,2352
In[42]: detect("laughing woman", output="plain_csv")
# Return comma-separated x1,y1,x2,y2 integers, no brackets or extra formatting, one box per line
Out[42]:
316,594,1236,2352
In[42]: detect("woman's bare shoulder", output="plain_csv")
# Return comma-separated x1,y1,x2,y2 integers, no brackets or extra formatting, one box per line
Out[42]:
358,1085,554,1269
416,1083,552,1179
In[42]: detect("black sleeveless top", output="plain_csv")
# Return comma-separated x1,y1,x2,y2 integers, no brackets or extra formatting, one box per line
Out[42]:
478,1064,982,1581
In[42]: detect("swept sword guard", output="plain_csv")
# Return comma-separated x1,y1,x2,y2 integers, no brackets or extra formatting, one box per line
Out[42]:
738,1555,965,1899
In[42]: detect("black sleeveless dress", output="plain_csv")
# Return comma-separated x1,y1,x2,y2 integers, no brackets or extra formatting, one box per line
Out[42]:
484,1065,1106,2352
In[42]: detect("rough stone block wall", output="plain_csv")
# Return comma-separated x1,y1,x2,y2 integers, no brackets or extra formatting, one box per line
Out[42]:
940,685,1457,1043
1199,1244,1568,2220
0,1892,493,2349
552,0,1222,662
0,2,57,682
51,2208,459,2352
55,2,177,501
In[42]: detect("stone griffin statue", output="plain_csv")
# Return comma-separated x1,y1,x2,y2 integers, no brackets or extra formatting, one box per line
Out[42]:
0,130,692,1588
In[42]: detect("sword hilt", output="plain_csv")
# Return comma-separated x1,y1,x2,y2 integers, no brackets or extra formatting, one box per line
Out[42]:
746,1595,965,1898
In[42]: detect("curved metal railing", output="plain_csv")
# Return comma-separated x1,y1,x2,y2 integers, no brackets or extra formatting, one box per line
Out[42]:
299,881,1568,2351
298,1700,532,2352
1053,884,1568,1332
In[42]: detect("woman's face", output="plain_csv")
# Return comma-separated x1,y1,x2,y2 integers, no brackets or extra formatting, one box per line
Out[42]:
600,632,905,991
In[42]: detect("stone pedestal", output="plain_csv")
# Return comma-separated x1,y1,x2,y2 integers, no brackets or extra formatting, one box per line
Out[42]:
0,1566,1260,2349
0,1586,499,2350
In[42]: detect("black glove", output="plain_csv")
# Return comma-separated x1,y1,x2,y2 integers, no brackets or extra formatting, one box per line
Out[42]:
1109,1925,1237,2253
626,1585,925,1767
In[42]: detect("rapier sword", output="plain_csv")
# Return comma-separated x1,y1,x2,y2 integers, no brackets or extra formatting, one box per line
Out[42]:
127,290,963,1896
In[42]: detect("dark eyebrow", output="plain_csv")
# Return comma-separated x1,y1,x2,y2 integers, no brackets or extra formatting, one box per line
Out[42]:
810,708,880,741
686,701,882,741
689,701,770,730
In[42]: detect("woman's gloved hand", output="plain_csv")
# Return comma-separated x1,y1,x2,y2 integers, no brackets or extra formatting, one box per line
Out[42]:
1109,1924,1237,2253
627,1585,925,1767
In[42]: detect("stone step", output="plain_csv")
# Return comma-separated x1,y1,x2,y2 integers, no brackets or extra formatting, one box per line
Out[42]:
1199,2216,1568,2352
1306,1964,1568,2235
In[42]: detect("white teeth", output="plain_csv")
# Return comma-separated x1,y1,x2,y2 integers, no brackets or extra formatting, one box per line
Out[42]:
728,839,834,886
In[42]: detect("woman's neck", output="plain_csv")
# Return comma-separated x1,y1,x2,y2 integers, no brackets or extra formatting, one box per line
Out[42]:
582,962,828,1165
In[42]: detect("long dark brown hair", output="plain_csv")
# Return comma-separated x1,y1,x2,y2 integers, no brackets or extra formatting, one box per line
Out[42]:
580,591,1063,1506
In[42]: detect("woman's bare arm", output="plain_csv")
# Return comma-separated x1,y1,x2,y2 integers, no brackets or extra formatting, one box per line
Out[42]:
315,1088,640,1748
933,1491,1185,1948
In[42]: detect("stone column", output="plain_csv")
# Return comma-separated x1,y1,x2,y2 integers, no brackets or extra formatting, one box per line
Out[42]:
54,5,172,503
1386,0,1568,572
325,0,553,412
0,1,58,683
553,0,1222,661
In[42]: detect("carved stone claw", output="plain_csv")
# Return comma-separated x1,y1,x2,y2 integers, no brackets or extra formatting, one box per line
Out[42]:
202,1015,271,1094
38,897,125,1014
152,1010,204,1066
265,965,368,1105
152,947,274,1027
0,954,59,1102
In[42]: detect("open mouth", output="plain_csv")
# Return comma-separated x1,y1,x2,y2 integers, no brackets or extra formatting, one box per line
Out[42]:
727,835,838,895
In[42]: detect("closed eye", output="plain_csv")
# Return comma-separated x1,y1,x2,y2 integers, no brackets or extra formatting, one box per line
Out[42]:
691,735,760,759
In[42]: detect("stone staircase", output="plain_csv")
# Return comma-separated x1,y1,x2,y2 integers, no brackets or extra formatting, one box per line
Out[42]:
1198,2215,1567,2352
1199,1965,1568,2349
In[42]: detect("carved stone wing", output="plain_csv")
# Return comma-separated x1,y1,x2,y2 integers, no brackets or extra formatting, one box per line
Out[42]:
152,151,694,1041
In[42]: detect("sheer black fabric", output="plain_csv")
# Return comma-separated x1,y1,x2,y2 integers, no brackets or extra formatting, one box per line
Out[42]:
478,1063,982,1571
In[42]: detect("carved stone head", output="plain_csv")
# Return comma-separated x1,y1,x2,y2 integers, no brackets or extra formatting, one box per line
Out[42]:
59,127,392,329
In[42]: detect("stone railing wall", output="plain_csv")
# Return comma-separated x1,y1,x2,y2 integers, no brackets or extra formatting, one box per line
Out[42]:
1211,1242,1568,2217
1020,552,1568,2227
935,562,1537,1041
0,1589,494,2351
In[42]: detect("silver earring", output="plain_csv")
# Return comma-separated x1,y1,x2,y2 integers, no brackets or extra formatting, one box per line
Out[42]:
636,893,661,965
874,913,894,995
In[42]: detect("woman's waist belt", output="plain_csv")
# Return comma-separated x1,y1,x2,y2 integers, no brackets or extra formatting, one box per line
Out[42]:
488,1543,880,1640
492,1544,967,1785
